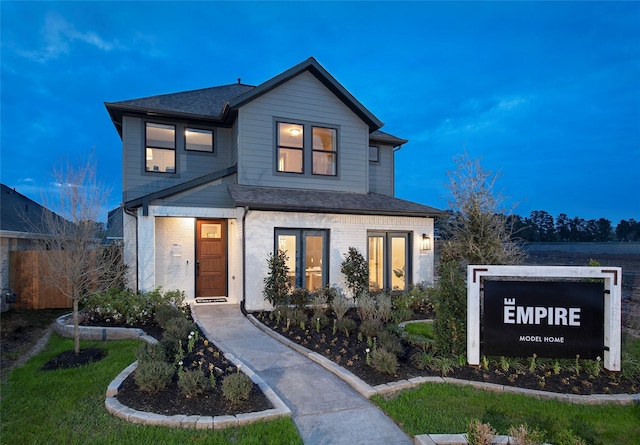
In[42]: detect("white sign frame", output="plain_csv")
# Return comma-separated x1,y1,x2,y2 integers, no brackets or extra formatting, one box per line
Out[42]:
467,265,622,371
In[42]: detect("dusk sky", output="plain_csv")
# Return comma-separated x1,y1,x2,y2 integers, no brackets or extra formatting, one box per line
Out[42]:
1,1,639,225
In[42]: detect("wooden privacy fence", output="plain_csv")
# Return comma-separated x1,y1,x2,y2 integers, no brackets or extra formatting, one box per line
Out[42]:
9,250,72,310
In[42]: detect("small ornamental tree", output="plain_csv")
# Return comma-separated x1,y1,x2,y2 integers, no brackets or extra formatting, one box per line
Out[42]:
263,249,291,307
432,257,467,356
340,247,369,301
34,156,125,354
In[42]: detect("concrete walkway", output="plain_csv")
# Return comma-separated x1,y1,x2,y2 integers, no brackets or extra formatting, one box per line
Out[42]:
193,304,413,445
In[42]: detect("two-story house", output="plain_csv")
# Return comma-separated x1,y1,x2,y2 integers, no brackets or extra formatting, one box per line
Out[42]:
105,57,442,311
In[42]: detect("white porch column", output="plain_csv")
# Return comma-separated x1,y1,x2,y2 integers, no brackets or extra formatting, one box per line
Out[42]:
137,211,155,292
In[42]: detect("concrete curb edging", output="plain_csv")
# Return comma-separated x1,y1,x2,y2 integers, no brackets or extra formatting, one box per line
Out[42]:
54,312,291,429
246,314,640,406
414,433,555,445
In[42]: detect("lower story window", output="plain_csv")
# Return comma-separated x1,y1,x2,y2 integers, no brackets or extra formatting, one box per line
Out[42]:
276,229,328,291
368,232,411,291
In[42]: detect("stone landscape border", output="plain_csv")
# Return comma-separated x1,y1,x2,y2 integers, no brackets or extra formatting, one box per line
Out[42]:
54,312,291,429
247,314,640,406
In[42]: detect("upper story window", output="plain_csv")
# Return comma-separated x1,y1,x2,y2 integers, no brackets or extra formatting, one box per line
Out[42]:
185,128,213,153
369,145,379,163
277,121,338,176
312,127,337,175
146,122,176,173
277,122,304,173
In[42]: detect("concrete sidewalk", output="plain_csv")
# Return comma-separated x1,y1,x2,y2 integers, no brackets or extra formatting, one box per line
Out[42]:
193,304,413,445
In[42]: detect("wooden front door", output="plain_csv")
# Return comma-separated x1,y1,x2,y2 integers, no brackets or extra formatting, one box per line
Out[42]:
196,220,227,298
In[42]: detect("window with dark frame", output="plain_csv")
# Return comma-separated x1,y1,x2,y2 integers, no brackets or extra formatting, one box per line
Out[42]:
276,121,338,176
276,229,329,291
277,122,304,173
312,127,337,175
185,128,213,153
368,232,411,291
146,122,176,173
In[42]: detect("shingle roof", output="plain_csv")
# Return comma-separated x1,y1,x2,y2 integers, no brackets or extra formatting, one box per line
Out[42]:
0,184,63,235
106,83,254,120
105,57,394,137
228,185,444,217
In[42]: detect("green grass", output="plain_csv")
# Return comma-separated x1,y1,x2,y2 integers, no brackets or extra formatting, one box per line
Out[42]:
0,334,302,445
373,383,640,445
403,321,434,339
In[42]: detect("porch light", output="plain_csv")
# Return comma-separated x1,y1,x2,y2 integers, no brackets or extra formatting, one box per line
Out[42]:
421,234,431,251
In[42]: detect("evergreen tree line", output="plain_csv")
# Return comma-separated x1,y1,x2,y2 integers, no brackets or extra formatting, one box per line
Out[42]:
507,210,640,242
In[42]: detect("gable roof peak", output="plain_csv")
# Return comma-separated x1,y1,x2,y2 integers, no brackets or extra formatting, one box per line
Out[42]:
229,56,383,132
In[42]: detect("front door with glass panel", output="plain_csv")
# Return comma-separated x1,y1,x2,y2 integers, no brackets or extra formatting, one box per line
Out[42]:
276,229,328,291
196,220,227,298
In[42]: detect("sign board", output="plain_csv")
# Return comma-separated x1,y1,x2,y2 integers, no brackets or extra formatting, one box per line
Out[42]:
483,280,604,359
467,266,622,371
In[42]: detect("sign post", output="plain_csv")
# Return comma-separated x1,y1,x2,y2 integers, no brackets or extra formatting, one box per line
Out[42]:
467,266,622,371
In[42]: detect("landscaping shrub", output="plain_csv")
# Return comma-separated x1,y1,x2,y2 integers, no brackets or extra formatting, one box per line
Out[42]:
432,259,467,356
178,368,208,398
375,293,392,323
311,285,339,307
158,338,180,363
467,419,496,445
84,287,185,326
336,318,357,337
508,424,546,445
154,303,183,329
340,247,368,300
163,317,195,344
377,329,403,355
370,347,398,375
136,342,166,364
263,250,291,307
330,292,351,321
286,308,307,326
222,372,253,404
289,287,310,309
356,294,377,321
134,360,174,393
359,318,383,338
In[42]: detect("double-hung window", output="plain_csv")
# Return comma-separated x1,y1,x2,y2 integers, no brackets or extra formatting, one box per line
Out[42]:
276,229,329,291
277,123,304,173
277,121,337,176
312,127,337,175
368,232,411,291
146,122,176,173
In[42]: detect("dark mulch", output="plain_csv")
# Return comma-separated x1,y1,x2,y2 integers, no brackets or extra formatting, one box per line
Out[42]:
117,374,272,417
42,348,107,371
254,308,639,395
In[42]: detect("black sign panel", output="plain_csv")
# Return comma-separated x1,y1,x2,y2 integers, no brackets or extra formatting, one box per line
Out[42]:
483,280,604,359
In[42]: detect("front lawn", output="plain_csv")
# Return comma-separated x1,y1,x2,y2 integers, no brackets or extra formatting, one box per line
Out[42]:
0,334,302,445
372,382,640,445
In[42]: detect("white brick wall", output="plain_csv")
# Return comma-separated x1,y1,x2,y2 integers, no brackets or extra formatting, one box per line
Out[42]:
130,205,434,310
243,210,435,311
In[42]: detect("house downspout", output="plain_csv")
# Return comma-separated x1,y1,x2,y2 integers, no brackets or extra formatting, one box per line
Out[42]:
240,206,250,316
123,207,139,293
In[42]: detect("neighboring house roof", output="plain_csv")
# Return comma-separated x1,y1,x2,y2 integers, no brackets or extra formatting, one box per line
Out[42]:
0,183,63,238
105,57,389,136
228,185,444,218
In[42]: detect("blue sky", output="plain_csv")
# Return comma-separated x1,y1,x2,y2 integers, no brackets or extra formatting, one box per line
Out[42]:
1,1,639,225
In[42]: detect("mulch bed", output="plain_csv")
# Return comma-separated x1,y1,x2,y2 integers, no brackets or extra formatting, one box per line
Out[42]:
42,348,107,371
78,313,274,416
254,308,639,395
